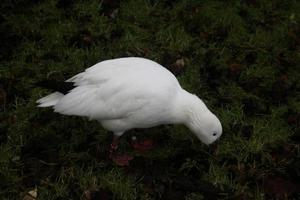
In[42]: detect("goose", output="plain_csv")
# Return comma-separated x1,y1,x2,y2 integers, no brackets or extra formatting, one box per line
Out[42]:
37,57,222,164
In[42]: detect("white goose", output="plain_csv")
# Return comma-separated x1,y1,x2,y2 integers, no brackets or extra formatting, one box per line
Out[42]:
37,57,222,163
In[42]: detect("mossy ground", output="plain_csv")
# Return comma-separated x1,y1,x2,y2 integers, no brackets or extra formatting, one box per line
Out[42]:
1,0,300,199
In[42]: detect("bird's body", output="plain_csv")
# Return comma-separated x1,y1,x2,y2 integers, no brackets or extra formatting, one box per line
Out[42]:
37,57,222,145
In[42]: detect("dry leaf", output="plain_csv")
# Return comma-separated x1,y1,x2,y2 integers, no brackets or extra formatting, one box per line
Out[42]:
228,63,242,75
22,187,37,200
169,58,185,75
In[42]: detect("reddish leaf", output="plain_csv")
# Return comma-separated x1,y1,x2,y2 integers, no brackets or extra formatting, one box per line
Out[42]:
279,75,288,81
132,139,154,153
112,154,134,166
287,115,299,125
264,176,298,199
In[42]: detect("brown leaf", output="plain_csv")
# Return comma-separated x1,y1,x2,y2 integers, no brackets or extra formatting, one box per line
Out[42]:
279,75,288,82
288,30,300,44
287,115,299,125
169,58,185,75
200,32,209,40
22,188,37,200
228,63,242,75
82,32,93,46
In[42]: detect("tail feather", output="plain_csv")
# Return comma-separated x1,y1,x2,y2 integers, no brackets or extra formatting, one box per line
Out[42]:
37,92,64,107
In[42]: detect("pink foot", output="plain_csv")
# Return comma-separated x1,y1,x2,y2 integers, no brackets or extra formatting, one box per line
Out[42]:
109,143,118,159
108,135,134,166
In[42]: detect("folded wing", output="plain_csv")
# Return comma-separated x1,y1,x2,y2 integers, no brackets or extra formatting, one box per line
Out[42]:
54,57,179,120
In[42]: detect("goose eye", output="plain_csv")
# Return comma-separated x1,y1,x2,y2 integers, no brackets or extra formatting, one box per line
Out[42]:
213,132,217,136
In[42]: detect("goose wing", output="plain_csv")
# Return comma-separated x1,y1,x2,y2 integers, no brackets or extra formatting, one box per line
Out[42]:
54,57,180,120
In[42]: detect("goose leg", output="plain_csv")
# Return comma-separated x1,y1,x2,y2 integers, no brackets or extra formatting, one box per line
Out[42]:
109,133,133,166
109,135,119,159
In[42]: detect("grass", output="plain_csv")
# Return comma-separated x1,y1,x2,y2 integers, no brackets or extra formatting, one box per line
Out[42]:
1,0,300,199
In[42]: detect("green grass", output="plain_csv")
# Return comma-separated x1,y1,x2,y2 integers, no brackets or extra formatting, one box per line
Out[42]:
1,0,300,199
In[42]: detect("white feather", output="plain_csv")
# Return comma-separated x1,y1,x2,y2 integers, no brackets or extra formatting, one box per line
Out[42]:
37,92,64,107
